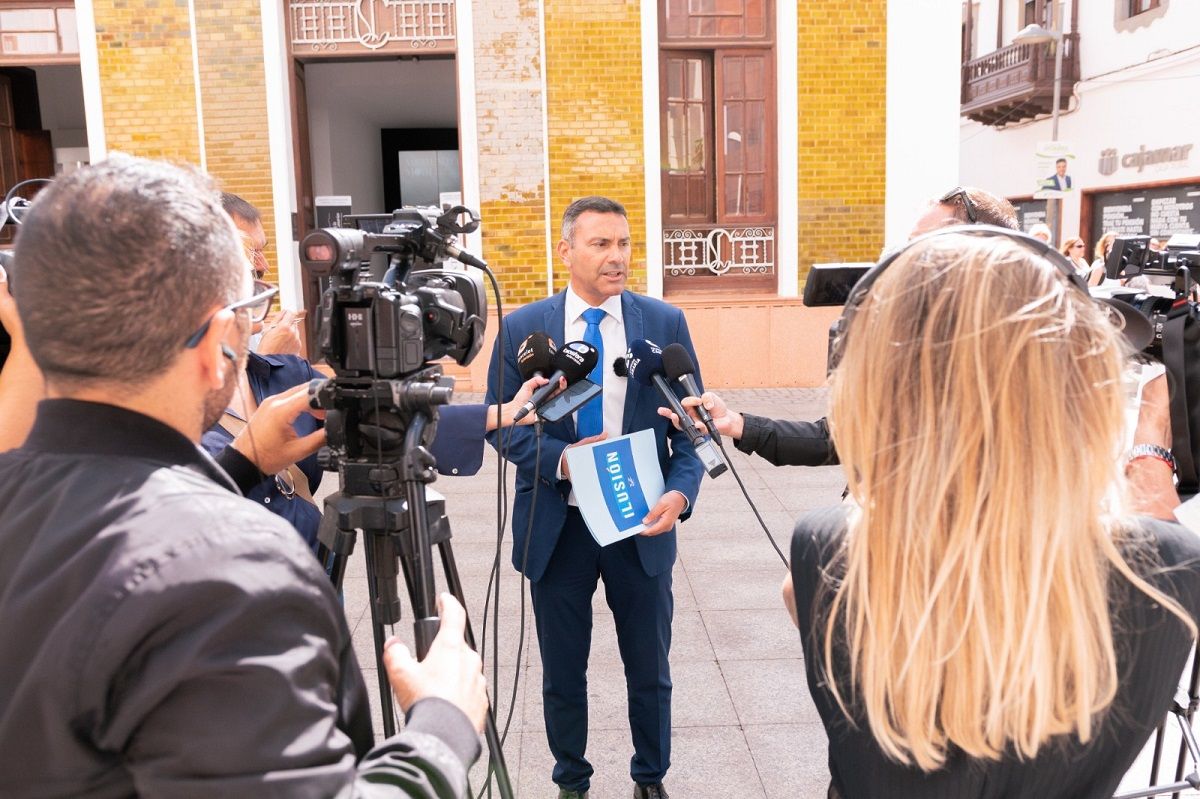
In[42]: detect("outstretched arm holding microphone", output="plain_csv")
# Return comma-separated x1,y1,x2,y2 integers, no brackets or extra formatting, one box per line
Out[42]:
657,389,837,467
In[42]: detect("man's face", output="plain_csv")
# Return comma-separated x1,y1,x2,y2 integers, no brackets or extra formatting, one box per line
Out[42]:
1056,161,1067,177
232,214,268,280
908,202,959,239
200,230,254,430
558,211,631,307
200,304,250,430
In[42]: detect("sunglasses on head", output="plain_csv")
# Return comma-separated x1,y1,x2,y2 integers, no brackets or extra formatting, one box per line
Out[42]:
939,187,978,224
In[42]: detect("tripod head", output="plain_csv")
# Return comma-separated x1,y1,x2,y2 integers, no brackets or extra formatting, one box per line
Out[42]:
309,365,453,495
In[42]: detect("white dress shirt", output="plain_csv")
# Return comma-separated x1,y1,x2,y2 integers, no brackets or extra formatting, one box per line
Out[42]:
556,285,690,515
563,285,628,438
558,286,628,503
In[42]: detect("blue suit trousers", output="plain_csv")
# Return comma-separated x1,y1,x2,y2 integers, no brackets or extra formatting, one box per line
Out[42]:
530,508,674,791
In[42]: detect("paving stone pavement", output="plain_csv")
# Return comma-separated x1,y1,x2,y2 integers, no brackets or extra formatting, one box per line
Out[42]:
322,387,1193,798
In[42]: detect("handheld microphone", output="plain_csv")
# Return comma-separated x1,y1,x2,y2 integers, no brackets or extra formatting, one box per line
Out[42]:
661,343,721,445
624,339,727,478
512,340,598,423
517,332,556,381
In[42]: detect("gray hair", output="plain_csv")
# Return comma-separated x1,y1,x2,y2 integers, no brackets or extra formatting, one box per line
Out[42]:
220,192,260,224
12,154,243,391
561,196,627,244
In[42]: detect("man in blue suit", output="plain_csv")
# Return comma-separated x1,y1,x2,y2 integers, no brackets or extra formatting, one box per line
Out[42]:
1042,158,1073,191
486,197,704,799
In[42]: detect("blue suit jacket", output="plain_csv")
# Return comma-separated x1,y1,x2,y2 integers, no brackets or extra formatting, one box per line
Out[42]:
486,290,705,582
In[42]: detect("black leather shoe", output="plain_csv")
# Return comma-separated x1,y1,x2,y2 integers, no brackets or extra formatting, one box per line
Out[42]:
634,783,669,799
557,789,588,799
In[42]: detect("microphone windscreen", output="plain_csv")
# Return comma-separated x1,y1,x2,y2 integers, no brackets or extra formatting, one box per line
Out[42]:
661,342,697,382
517,331,556,381
612,356,628,378
625,339,664,386
551,340,599,382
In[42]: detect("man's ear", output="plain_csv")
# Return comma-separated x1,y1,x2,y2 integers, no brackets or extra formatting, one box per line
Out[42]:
555,238,571,265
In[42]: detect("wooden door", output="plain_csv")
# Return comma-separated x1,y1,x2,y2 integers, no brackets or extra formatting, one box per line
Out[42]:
290,59,322,358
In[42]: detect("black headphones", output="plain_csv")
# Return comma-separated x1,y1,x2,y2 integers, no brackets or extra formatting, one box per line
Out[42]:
829,224,1140,368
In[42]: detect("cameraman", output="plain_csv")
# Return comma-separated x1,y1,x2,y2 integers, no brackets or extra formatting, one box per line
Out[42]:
0,155,487,797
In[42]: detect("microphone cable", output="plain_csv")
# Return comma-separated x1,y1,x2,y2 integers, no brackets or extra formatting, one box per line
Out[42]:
622,349,791,570
713,434,789,569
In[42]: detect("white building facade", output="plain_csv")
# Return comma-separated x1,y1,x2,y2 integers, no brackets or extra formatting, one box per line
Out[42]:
959,0,1199,248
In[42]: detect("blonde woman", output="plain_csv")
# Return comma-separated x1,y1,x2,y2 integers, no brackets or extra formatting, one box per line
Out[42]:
1091,230,1118,286
783,232,1200,798
1059,235,1090,279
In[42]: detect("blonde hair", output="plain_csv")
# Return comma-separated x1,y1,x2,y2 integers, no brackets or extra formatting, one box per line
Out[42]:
1059,235,1085,258
1095,231,1117,262
825,234,1191,771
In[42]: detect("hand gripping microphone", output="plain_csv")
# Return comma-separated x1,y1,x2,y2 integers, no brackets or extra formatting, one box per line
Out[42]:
624,339,727,478
517,331,556,381
512,340,599,423
661,342,721,445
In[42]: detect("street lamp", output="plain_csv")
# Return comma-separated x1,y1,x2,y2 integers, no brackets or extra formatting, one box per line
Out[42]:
1014,11,1066,245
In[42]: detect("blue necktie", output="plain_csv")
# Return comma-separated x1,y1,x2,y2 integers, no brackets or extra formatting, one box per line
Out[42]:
576,307,606,438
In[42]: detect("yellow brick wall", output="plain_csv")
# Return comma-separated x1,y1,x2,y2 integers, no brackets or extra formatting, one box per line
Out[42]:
193,0,277,279
797,4,887,275
473,0,549,306
92,0,200,162
544,0,647,295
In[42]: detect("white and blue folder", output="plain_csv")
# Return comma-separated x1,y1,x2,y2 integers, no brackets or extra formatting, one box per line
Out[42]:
564,428,666,547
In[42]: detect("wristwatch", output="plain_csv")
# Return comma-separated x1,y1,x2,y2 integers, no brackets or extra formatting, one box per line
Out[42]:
1126,443,1177,473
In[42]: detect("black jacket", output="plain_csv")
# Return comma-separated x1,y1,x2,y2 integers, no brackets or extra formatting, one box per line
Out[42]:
0,400,480,798
735,413,839,467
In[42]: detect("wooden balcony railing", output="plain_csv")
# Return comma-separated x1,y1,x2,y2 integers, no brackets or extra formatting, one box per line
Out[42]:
961,32,1078,126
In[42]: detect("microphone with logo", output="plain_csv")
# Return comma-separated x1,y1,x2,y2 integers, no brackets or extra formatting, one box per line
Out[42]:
660,342,721,445
516,331,557,382
616,339,727,478
512,340,601,424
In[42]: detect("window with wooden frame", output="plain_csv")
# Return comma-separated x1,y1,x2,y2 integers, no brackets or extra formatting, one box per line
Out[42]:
659,0,776,294
1128,0,1161,16
0,2,77,64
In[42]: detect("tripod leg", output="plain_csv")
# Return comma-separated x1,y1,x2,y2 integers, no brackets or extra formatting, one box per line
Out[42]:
364,531,400,738
437,539,515,799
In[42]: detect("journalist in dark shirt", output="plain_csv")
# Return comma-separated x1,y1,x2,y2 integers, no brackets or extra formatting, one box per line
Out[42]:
780,231,1200,799
0,155,487,796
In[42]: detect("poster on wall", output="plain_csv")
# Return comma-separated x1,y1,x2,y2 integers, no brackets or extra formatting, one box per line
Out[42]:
1088,184,1200,250
315,196,352,229
1033,142,1076,198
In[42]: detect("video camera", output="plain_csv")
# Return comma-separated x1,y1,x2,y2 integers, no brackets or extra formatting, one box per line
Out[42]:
1105,234,1200,286
299,206,487,380
1102,235,1200,361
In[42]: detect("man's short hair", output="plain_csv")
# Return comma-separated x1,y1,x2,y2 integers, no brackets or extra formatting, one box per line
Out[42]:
13,155,243,391
221,192,260,224
1055,158,1068,166
561,196,627,244
944,187,1019,230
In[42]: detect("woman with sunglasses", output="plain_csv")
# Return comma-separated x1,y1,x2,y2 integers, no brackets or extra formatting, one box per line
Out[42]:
782,232,1200,798
1059,235,1091,279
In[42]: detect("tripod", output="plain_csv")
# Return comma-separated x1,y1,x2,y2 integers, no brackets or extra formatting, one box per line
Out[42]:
316,371,514,799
